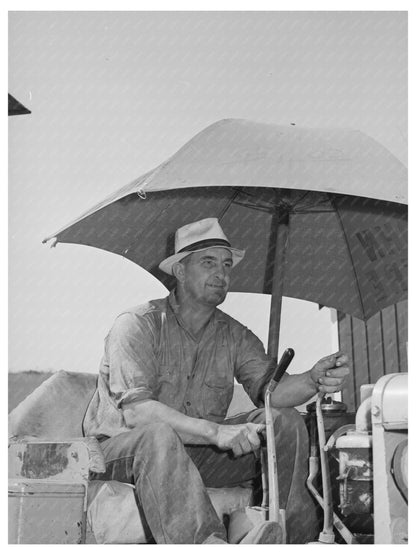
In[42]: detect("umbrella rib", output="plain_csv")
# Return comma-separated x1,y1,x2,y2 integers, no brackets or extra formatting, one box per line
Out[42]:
232,200,274,213
333,199,366,319
290,190,311,209
231,189,281,213
233,189,336,215
290,191,334,213
218,188,243,220
292,209,335,214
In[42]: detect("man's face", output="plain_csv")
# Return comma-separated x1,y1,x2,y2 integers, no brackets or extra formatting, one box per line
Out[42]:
180,247,233,307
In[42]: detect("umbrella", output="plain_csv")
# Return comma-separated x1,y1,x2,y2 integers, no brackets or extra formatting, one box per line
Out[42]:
8,93,31,116
43,119,407,358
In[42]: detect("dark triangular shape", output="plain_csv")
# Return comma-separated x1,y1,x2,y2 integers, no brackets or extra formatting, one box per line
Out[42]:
8,93,31,116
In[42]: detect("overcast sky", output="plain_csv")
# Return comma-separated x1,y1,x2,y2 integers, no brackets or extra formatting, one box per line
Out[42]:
8,11,407,375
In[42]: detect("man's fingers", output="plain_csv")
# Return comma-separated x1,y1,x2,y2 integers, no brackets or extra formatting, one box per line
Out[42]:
240,426,262,454
246,430,261,451
217,423,268,456
309,351,349,393
318,376,345,387
233,426,263,457
318,351,347,368
319,357,340,369
324,366,349,377
232,444,244,457
320,351,342,362
334,355,348,366
318,366,349,384
239,436,254,455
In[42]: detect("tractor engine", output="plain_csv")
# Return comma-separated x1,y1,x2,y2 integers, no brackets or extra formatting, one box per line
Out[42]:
306,373,408,544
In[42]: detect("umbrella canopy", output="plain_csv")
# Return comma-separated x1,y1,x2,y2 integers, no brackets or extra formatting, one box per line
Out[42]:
43,120,407,356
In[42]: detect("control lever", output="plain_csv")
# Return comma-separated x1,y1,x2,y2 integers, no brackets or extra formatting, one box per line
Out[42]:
267,348,295,393
263,347,295,543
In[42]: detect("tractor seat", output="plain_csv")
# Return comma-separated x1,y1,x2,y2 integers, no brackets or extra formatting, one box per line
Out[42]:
8,370,256,543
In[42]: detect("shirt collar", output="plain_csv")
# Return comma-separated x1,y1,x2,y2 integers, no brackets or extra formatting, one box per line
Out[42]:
167,290,180,314
167,290,227,325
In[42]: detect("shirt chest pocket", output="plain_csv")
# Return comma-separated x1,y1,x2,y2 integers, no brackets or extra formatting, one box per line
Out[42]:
202,375,234,422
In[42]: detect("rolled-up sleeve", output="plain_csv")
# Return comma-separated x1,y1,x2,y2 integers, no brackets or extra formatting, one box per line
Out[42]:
234,327,276,407
105,312,159,409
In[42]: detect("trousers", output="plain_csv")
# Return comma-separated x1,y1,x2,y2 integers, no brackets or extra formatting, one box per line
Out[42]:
91,407,319,544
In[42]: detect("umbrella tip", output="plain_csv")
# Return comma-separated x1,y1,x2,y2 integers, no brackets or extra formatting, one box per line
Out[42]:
42,237,58,248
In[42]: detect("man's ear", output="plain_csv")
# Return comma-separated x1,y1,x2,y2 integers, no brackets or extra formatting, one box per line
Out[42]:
172,261,186,283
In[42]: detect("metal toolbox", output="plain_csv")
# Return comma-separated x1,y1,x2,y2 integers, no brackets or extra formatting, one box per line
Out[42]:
9,480,86,544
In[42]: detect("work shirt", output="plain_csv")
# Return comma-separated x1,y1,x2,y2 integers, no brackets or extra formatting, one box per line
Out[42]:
83,291,276,438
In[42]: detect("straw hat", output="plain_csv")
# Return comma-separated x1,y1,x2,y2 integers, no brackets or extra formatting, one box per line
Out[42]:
159,218,245,275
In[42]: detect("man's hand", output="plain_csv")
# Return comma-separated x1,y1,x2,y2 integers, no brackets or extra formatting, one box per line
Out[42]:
309,351,350,394
214,423,265,457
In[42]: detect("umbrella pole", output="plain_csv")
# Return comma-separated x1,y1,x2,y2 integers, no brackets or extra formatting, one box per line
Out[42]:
267,211,290,358
263,209,289,539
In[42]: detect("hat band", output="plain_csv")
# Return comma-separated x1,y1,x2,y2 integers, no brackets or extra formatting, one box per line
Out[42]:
177,238,231,254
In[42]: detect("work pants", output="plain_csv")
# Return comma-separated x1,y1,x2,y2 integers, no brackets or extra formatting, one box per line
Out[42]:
91,407,319,544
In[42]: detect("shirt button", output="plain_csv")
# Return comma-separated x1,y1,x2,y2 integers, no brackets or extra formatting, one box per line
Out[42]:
186,401,191,406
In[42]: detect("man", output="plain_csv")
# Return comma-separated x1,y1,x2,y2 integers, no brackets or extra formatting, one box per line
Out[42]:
84,217,349,544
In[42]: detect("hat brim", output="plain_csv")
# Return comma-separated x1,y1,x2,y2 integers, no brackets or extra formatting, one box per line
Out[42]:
159,246,245,275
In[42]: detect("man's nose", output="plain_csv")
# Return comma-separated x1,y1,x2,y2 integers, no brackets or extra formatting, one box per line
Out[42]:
215,265,228,280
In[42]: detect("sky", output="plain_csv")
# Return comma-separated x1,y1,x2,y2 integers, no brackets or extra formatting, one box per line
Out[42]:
8,10,407,376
